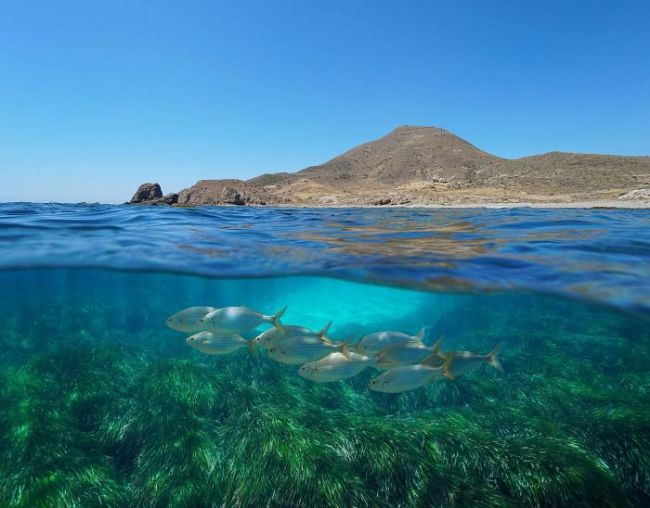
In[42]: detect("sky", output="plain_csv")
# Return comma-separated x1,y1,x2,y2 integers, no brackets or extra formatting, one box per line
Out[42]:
1,0,649,203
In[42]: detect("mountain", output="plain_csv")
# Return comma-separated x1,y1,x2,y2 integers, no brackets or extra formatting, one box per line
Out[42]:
140,126,650,206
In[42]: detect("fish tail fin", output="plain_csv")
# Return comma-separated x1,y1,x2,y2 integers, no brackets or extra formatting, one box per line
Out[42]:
487,342,504,372
271,306,287,335
432,334,444,354
318,321,332,339
442,352,456,380
339,341,352,359
247,338,259,358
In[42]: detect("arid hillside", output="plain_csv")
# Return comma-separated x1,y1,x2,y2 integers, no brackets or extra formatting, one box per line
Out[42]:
134,126,650,206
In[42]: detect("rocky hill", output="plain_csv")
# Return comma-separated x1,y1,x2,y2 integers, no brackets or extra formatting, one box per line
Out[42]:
131,126,650,206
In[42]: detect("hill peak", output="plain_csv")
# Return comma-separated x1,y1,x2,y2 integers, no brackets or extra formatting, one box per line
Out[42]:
157,125,650,207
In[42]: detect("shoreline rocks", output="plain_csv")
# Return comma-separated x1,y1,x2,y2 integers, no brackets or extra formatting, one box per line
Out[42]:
128,183,178,205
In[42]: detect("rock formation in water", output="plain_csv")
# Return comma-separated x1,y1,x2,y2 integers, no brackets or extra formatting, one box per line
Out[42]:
129,126,650,206
129,183,178,205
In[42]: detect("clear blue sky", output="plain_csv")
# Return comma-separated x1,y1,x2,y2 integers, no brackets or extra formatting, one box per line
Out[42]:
1,0,649,203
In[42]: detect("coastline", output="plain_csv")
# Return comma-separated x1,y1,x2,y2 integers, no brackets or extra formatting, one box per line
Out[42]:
170,199,650,209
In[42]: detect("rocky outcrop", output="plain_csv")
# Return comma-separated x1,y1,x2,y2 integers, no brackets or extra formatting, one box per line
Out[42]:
130,183,163,203
220,187,246,205
176,180,277,206
128,183,178,205
158,193,179,205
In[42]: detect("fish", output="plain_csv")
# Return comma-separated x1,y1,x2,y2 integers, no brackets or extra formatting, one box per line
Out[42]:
267,335,349,365
353,328,427,355
200,306,287,334
440,343,503,377
298,347,374,382
185,331,256,355
166,306,216,332
254,321,332,349
368,353,455,393
374,336,443,369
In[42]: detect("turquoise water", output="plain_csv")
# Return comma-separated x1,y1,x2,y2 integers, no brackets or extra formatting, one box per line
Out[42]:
1,204,650,506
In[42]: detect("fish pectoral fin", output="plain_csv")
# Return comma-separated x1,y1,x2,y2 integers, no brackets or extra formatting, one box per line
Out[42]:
375,341,404,357
377,355,399,366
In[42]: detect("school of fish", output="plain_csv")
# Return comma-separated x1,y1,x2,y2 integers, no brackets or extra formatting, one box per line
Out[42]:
166,305,504,393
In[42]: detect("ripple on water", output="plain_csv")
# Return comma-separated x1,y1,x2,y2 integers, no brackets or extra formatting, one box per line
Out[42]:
0,203,648,315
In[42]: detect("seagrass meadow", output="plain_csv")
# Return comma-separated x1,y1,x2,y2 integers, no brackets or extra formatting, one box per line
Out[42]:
1,268,649,507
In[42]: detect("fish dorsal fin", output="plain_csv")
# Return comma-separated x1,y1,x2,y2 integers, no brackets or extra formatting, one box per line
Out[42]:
339,342,352,359
416,327,427,341
432,335,444,354
420,350,444,367
318,334,334,344
318,321,332,339
442,352,456,380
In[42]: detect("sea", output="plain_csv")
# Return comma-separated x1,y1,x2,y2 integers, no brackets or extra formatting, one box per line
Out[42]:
0,202,649,507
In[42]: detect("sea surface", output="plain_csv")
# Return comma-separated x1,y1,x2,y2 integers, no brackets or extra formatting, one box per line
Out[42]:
0,202,649,507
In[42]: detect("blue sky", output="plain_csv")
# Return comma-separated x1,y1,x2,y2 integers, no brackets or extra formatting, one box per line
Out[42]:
1,0,649,203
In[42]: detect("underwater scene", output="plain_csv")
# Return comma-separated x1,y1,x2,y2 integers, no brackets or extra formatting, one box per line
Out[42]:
1,204,650,507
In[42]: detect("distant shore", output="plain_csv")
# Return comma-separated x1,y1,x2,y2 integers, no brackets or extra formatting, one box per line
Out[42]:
395,199,650,209
167,199,650,209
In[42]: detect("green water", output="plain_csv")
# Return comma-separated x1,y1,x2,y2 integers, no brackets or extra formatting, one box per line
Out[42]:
1,269,649,507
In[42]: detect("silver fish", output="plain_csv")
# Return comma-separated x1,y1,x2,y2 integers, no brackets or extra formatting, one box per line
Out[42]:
200,306,286,334
374,337,442,369
298,348,373,382
254,321,331,349
268,336,348,365
368,354,454,393
166,306,216,333
185,331,256,355
353,328,426,355
441,343,503,377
